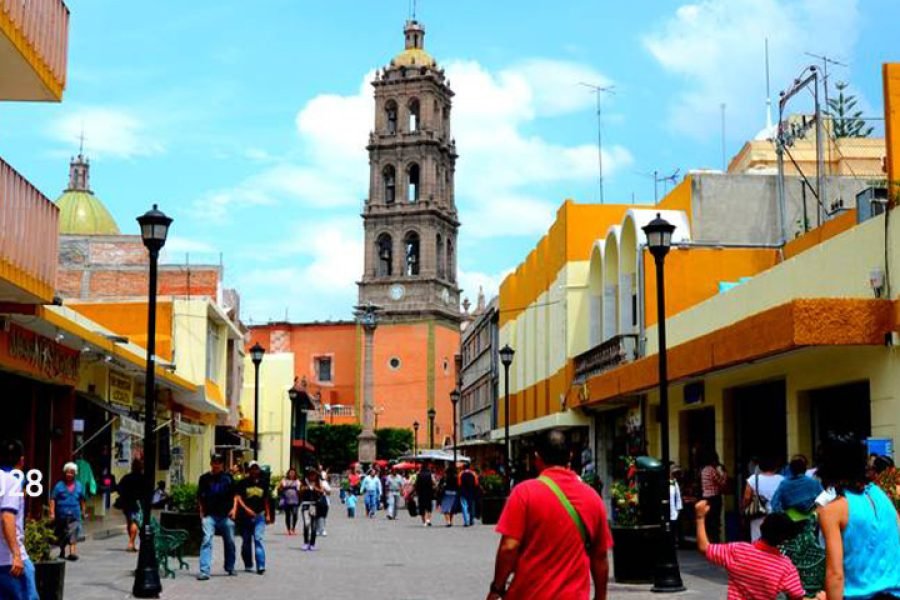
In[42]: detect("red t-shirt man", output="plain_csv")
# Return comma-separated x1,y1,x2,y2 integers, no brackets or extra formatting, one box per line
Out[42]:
487,430,612,600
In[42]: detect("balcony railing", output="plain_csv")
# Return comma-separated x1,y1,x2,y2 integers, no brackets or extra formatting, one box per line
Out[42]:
0,0,69,99
308,404,357,423
0,157,59,303
574,334,639,382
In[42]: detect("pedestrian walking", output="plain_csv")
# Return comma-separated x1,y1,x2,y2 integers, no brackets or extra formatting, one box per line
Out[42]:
439,466,459,527
114,458,144,553
415,463,435,527
233,461,271,575
771,456,823,514
385,468,404,520
817,433,900,600
486,429,612,600
197,454,237,580
316,474,331,537
458,463,479,527
694,500,808,600
279,468,301,535
49,462,86,561
700,449,728,543
742,456,783,542
300,468,324,551
345,493,358,518
361,469,382,518
0,439,37,600
669,464,683,546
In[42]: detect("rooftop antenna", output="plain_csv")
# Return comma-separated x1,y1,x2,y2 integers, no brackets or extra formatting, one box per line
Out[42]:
805,52,847,177
409,0,417,19
765,38,773,131
721,103,727,171
78,125,85,156
579,82,615,204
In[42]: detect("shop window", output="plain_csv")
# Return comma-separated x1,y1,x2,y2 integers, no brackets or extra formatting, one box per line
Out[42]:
315,356,333,383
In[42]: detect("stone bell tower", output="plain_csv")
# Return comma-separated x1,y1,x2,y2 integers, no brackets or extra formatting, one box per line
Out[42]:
358,19,461,324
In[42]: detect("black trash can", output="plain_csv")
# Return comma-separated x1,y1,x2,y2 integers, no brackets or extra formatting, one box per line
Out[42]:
612,456,666,585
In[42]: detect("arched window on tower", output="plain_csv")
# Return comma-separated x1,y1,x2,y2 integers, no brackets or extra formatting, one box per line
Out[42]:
436,233,445,279
383,165,396,204
405,232,420,276
447,237,455,282
407,163,420,203
385,100,398,134
376,233,393,277
408,98,420,132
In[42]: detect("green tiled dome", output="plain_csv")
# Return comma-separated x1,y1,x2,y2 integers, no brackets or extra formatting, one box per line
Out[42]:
57,190,120,235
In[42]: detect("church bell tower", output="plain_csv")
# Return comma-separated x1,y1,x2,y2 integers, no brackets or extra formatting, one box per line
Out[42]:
358,19,461,324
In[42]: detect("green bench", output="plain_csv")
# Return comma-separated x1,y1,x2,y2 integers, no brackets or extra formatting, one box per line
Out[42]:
149,517,190,579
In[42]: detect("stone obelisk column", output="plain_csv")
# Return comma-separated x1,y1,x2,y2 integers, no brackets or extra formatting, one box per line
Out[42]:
356,304,379,464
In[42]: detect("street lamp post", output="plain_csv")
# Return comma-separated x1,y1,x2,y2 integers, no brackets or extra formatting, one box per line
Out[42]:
499,344,515,493
427,408,436,449
643,213,685,593
132,204,172,598
450,388,460,466
249,342,265,460
413,421,419,458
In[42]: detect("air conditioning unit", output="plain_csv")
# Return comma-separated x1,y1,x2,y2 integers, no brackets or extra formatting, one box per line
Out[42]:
856,187,888,223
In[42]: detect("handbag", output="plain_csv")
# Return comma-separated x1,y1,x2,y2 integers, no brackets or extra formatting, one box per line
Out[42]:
743,474,768,519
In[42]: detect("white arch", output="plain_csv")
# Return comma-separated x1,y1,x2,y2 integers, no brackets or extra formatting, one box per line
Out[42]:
622,209,692,245
602,226,620,341
619,217,638,334
588,241,605,348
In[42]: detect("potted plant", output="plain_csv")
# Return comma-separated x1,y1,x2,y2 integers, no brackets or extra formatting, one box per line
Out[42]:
25,518,65,600
159,482,202,556
479,472,506,525
609,456,657,584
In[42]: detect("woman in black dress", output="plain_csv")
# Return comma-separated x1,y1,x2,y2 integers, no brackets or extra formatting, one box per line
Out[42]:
414,463,435,527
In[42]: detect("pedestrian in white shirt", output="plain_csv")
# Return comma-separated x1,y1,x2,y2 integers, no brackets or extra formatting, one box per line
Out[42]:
0,439,36,600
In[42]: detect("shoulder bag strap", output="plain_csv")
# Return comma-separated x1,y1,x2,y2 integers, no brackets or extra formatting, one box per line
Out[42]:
538,475,591,553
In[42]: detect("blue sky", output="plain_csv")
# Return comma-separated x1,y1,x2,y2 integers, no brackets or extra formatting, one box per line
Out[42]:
2,0,896,323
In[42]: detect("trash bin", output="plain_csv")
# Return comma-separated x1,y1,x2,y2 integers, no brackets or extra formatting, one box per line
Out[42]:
611,457,666,584
635,456,666,526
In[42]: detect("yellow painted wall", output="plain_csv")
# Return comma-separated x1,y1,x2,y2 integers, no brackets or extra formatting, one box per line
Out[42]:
240,353,295,475
882,64,900,203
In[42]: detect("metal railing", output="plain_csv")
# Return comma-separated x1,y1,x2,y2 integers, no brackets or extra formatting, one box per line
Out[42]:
0,157,59,300
1,0,70,89
307,404,356,422
574,333,639,382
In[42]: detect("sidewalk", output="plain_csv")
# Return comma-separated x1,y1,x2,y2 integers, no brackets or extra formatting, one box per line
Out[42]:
64,512,727,599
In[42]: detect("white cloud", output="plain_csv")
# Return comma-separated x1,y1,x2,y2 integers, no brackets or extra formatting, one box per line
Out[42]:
458,268,510,308
49,106,164,159
643,0,861,140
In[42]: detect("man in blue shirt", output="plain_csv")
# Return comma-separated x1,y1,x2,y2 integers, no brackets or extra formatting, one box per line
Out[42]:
0,439,37,600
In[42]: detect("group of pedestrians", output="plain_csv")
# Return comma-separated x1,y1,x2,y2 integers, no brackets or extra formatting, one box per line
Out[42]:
277,466,330,550
692,433,900,600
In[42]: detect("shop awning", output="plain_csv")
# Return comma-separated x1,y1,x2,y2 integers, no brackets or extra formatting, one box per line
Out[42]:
77,390,133,418
489,410,590,442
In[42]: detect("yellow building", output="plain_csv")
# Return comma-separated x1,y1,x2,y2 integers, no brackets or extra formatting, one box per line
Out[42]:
239,353,296,476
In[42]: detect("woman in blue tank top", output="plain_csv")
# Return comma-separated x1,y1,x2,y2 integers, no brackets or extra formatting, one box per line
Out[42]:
818,434,900,600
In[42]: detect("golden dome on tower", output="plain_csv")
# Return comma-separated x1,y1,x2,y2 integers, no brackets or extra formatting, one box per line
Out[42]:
56,154,120,235
391,20,436,68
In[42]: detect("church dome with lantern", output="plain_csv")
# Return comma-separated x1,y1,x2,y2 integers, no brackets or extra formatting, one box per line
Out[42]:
56,154,120,235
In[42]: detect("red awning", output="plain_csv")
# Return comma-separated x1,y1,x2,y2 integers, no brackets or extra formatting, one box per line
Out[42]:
291,440,316,452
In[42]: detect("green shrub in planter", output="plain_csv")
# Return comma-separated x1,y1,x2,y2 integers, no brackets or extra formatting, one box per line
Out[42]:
170,483,199,513
25,519,66,600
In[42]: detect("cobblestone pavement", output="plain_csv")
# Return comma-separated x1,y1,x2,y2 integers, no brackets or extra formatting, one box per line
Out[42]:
65,510,727,599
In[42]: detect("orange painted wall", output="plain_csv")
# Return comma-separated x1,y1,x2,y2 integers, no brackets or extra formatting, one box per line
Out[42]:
656,176,693,226
249,323,357,411
644,247,779,327
69,300,174,361
783,209,858,260
884,64,900,203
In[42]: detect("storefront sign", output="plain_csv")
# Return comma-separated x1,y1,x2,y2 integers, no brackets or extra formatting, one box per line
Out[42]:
108,370,133,407
118,415,144,438
6,324,79,382
175,420,205,437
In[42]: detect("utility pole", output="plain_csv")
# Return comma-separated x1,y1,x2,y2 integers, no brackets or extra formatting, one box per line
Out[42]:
805,52,847,179
580,82,615,204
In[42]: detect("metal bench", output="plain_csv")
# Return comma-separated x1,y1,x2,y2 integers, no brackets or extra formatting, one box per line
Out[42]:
149,517,190,579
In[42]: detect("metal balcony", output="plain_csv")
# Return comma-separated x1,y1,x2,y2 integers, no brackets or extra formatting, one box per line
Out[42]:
0,157,59,304
0,0,70,101
574,334,639,382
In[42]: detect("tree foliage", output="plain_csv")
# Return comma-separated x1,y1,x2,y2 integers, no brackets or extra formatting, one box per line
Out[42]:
376,427,413,460
827,81,873,138
307,424,361,471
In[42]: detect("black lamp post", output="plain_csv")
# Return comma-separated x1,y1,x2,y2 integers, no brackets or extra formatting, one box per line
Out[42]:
132,204,172,598
450,388,460,466
427,407,436,449
642,213,684,593
413,420,420,458
499,344,515,493
250,342,265,460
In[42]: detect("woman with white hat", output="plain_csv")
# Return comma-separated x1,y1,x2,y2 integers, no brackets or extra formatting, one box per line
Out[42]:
49,462,87,561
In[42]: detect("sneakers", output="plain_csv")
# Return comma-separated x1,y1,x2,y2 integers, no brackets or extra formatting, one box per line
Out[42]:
244,567,254,573
321,530,328,537
307,545,316,551
301,544,310,551
226,570,238,576
257,569,266,575
197,573,210,581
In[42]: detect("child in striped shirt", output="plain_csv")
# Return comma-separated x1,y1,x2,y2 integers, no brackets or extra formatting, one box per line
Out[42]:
695,500,822,600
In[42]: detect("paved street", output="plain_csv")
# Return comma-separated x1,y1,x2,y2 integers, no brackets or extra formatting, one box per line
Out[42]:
66,510,726,599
